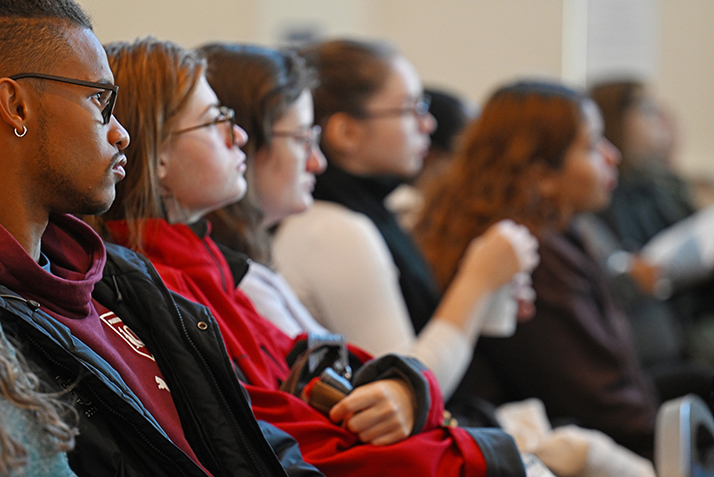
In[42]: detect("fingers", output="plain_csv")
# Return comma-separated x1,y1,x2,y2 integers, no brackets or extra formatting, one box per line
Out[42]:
460,221,538,291
513,272,535,300
351,413,409,445
329,380,392,423
512,272,536,321
496,220,540,272
329,380,415,446
329,389,367,424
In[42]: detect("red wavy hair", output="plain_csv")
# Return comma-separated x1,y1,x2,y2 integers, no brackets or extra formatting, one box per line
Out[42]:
414,80,588,291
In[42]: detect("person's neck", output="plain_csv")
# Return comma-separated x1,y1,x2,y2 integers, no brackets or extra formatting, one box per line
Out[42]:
328,155,376,177
260,212,281,230
0,206,48,262
162,197,205,226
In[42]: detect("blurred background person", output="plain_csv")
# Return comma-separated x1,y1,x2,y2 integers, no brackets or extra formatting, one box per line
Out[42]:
414,80,665,458
591,80,692,249
582,80,714,368
386,86,479,230
273,38,539,401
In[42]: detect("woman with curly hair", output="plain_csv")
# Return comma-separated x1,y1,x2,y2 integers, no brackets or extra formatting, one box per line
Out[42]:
0,323,77,476
413,80,663,459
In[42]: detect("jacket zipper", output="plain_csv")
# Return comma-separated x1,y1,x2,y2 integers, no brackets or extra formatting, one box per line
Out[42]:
142,261,286,477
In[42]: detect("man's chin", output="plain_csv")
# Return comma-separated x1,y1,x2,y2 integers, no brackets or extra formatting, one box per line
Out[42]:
76,194,116,217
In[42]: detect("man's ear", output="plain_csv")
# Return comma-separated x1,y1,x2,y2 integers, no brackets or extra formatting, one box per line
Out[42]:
0,79,29,133
323,112,364,156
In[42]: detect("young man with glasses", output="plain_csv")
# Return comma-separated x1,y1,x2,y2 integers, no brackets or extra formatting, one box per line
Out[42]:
0,1,321,476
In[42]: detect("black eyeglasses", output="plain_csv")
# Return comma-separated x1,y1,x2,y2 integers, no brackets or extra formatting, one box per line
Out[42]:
272,125,321,153
173,106,237,144
10,72,118,125
360,94,431,119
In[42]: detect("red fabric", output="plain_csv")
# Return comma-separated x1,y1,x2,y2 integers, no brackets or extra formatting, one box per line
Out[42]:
107,219,489,476
108,220,292,389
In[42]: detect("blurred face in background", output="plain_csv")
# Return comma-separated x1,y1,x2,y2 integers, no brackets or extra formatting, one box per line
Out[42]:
622,90,675,170
351,55,436,178
545,100,621,221
253,89,326,227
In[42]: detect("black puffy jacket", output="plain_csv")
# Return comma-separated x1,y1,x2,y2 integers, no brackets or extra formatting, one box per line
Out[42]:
0,242,322,477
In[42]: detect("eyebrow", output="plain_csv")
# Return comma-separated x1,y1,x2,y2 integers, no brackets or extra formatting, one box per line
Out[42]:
77,74,115,88
402,93,423,103
198,103,221,119
95,77,115,86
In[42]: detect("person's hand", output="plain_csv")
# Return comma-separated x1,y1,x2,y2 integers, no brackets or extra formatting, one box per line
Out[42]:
458,220,539,292
628,255,664,296
513,272,536,322
329,379,416,445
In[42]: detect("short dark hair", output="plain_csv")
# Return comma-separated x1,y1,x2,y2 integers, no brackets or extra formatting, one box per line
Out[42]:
588,80,645,159
0,0,93,77
301,39,397,125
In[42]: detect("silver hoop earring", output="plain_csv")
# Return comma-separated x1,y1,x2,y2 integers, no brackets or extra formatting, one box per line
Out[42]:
14,125,27,138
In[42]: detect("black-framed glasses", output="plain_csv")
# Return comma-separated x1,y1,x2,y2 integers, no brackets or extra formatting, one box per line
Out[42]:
272,125,321,153
173,106,236,144
361,94,431,119
9,72,118,125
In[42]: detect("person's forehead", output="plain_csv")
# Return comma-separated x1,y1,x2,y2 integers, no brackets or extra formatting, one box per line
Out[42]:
188,76,219,115
369,58,421,105
279,89,314,124
56,27,114,82
390,56,421,91
582,100,603,132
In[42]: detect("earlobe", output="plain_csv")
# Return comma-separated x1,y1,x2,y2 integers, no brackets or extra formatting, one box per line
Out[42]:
0,79,28,133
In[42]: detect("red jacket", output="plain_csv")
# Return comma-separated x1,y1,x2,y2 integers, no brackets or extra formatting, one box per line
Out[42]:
107,219,524,476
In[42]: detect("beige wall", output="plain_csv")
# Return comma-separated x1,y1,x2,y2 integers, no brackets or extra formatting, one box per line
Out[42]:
364,1,563,106
658,0,714,179
77,0,713,179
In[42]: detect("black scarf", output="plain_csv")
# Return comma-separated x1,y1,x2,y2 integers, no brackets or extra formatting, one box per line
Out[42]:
313,164,441,333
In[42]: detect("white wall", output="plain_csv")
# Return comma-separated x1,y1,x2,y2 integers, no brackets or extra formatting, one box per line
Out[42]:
77,0,714,179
